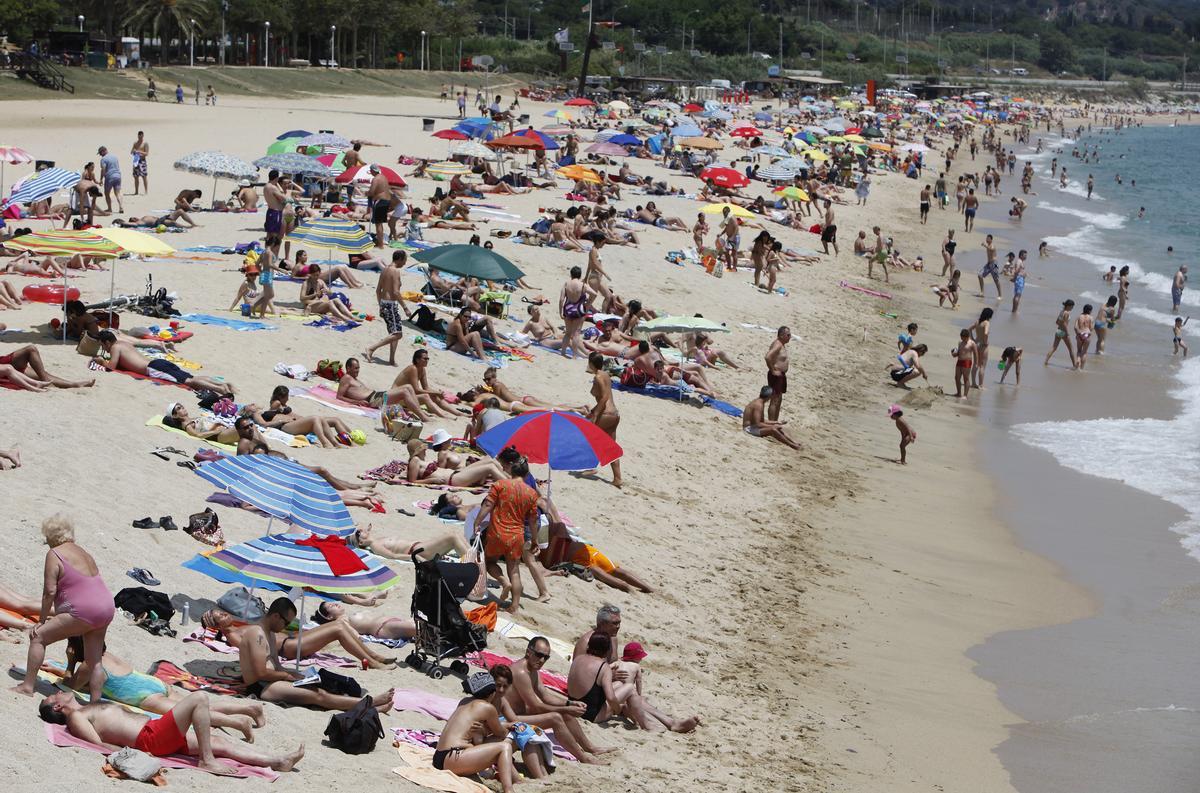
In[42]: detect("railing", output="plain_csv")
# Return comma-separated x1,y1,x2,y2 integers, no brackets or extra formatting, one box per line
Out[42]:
5,52,75,93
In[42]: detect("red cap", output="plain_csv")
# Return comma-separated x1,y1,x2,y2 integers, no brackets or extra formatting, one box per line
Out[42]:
621,641,647,662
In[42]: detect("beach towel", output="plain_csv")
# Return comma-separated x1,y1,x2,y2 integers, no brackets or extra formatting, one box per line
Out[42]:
288,384,380,419
45,723,279,782
90,361,194,390
392,743,491,793
149,659,244,696
304,317,362,332
391,688,458,721
181,245,231,254
182,628,357,668
494,619,574,660
178,313,277,331
611,380,743,418
145,416,237,452
361,459,486,493
466,651,567,694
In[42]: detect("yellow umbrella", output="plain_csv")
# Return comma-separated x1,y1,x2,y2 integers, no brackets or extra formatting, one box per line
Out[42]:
679,136,723,151
867,142,893,152
701,202,754,218
93,227,177,256
837,100,857,109
608,99,630,111
773,186,810,201
556,165,602,183
803,149,830,161
823,135,846,143
843,134,866,143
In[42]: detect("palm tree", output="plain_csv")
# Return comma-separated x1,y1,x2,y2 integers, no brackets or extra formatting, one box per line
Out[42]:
125,0,214,63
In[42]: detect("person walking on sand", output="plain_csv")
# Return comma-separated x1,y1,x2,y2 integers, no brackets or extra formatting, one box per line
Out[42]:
978,234,1002,299
951,328,977,399
1172,265,1187,313
475,457,543,614
363,251,410,365
1045,299,1078,369
721,206,741,269
130,131,149,196
1173,317,1190,357
1075,304,1096,369
558,266,594,360
764,326,791,421
963,188,978,232
887,405,915,465
820,200,838,256
586,352,623,487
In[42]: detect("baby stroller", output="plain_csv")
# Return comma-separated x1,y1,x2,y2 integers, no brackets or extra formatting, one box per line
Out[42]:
405,552,487,679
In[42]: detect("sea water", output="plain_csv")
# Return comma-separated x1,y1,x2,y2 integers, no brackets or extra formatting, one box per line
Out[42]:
1011,123,1200,561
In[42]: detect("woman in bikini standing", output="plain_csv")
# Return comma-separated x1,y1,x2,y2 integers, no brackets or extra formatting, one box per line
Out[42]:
1095,295,1118,355
558,266,594,360
1045,299,1078,369
750,231,772,288
1075,304,1096,370
586,352,623,488
1116,265,1131,320
584,236,613,304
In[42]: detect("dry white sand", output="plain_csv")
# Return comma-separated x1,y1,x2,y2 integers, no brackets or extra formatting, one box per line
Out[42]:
0,87,1095,792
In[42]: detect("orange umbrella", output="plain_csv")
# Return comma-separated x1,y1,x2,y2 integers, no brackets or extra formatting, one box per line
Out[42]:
556,165,602,184
488,134,546,150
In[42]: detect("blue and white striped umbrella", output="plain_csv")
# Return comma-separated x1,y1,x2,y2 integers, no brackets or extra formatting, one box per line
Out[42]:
253,153,332,179
207,533,397,593
7,167,80,205
774,158,810,173
756,164,800,181
173,151,258,181
195,455,356,537
754,144,791,157
670,123,702,138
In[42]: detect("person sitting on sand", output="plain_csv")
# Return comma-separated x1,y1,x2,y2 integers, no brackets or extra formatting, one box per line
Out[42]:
502,640,615,765
888,344,929,388
390,349,464,418
463,397,510,443
64,301,175,353
311,600,414,642
432,672,518,793
400,438,508,487
520,304,559,343
0,345,94,389
567,632,699,733
446,305,494,363
289,250,364,289
39,690,303,775
112,209,197,229
94,331,234,396
236,180,259,210
48,635,264,740
539,521,653,593
336,357,437,420
300,266,359,324
202,598,398,675
741,386,802,450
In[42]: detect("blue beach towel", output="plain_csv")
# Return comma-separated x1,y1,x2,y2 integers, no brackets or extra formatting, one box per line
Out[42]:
612,380,742,418
179,313,277,331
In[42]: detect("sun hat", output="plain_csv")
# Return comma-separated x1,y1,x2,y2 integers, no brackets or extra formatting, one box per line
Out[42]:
887,404,902,417
622,641,648,662
166,402,180,416
428,428,452,447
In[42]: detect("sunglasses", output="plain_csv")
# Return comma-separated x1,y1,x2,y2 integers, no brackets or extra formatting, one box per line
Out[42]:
530,650,551,661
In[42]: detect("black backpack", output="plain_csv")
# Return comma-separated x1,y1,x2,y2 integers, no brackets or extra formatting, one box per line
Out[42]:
324,696,384,754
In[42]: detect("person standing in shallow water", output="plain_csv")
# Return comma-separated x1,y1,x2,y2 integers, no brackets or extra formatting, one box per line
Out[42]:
1045,299,1078,369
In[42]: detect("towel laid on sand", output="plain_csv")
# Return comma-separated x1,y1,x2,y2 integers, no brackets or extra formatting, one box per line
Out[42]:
182,628,357,668
179,313,277,331
391,688,457,721
45,723,279,782
612,380,743,418
150,659,243,696
467,651,568,693
392,743,490,793
288,384,380,419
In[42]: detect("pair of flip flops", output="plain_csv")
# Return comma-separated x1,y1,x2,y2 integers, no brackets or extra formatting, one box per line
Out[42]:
133,516,178,531
126,568,160,586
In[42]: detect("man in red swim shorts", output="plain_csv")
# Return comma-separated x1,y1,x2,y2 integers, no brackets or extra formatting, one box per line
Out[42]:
38,690,303,775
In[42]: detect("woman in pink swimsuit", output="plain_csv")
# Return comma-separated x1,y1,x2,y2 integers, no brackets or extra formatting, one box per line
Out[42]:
13,514,114,704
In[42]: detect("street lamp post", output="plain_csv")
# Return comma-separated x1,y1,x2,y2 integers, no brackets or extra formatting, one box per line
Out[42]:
263,21,270,67
77,15,84,32
420,31,427,70
189,19,196,67
220,1,227,66
330,25,336,67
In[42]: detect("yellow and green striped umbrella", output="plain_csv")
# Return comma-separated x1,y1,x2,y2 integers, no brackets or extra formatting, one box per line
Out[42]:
4,229,122,258
285,217,374,254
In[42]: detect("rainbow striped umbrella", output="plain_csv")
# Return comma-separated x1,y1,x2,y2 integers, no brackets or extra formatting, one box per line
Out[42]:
286,217,374,255
4,230,123,339
196,454,357,537
207,533,398,594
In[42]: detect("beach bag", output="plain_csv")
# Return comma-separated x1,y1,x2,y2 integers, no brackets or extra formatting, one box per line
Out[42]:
217,585,266,621
75,334,100,357
316,359,344,381
211,398,238,418
324,696,384,755
410,304,441,333
114,587,174,622
107,748,163,783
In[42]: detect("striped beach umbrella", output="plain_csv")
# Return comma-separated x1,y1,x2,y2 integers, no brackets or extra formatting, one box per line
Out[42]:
6,167,80,206
195,454,357,537
253,153,332,179
449,140,499,159
0,146,32,195
757,164,800,181
207,533,397,594
512,128,560,150
286,217,374,255
5,230,123,339
426,160,471,180
315,151,348,177
476,411,622,471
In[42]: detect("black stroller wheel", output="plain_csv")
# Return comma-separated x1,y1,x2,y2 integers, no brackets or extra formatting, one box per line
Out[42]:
430,667,445,680
450,660,468,674
405,652,421,669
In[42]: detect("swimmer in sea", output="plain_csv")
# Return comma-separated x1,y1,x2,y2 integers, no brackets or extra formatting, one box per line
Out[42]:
1173,316,1189,357
1045,299,1078,370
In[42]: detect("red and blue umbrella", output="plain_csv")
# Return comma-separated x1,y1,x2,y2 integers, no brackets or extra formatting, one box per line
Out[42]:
513,127,560,150
475,410,622,471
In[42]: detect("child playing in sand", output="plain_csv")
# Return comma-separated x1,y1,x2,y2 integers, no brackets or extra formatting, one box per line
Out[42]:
951,328,977,399
1173,317,1189,357
934,269,961,309
888,405,915,465
897,322,918,353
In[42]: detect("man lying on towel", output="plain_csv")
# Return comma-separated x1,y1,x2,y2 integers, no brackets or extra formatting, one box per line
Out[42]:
39,689,303,775
94,330,234,396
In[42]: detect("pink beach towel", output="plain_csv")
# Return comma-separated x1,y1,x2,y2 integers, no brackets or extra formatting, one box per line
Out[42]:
289,384,380,419
467,651,568,694
392,688,457,721
182,628,358,668
45,722,280,782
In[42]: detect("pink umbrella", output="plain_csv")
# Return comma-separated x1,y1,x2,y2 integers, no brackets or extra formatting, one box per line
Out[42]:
0,146,32,195
335,164,407,188
585,141,632,157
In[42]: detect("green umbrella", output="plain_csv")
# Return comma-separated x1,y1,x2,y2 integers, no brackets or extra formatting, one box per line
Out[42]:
633,315,729,399
266,137,304,155
413,244,525,282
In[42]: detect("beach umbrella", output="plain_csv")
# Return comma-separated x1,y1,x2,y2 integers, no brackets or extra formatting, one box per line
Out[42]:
730,127,764,138
632,316,730,398
286,217,374,256
174,151,258,199
6,167,80,206
605,134,641,147
540,125,574,138
556,165,602,183
449,140,499,159
544,109,572,121
315,151,348,177
705,109,733,121
296,132,351,150
607,99,630,111
202,531,399,667
754,112,773,123
698,166,749,189
898,142,929,153
861,127,884,138
701,202,754,219
512,128,560,150
0,146,33,196
564,97,596,107
93,227,175,255
683,103,704,113
488,134,545,150
426,161,471,180
585,141,632,157
195,455,358,537
843,134,867,143
432,129,469,140
775,158,808,173
803,149,830,161
276,129,312,140
803,125,829,136
5,230,122,339
678,136,722,151
773,185,810,201
253,153,332,179
335,164,406,188
413,244,524,282
822,135,846,144
455,118,496,140
756,164,799,181
592,129,620,142
476,411,622,490
754,144,790,158
670,123,703,138
266,138,306,156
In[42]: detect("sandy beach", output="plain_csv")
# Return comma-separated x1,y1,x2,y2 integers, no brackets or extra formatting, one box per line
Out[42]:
0,84,1129,792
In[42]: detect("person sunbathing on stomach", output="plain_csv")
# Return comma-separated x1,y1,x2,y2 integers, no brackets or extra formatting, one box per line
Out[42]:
94,331,234,396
